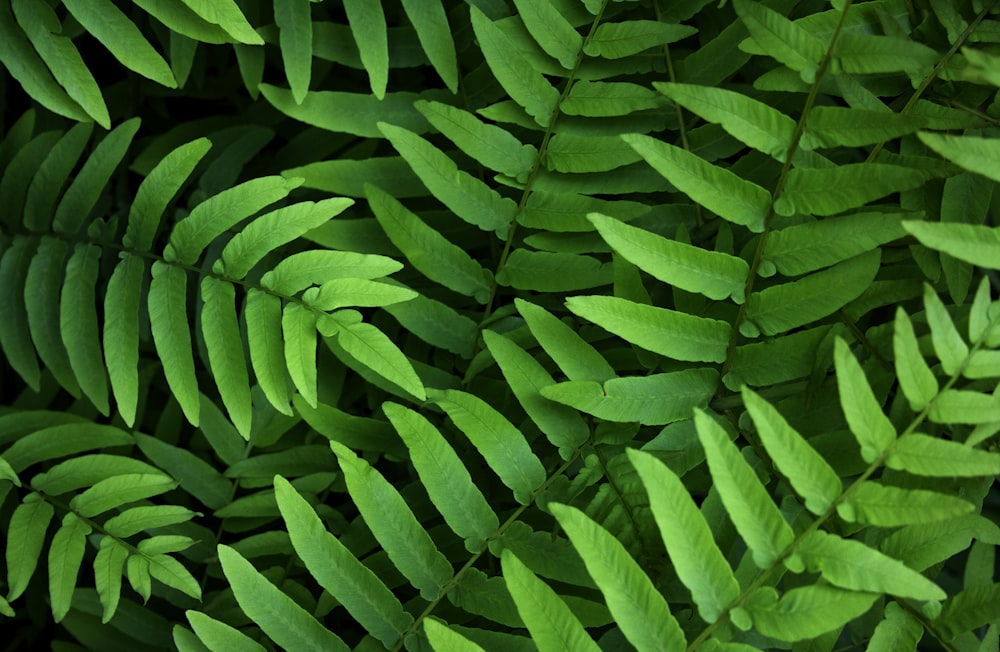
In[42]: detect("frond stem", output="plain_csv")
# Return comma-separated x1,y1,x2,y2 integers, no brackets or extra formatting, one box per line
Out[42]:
866,0,1000,163
480,0,611,324
717,0,855,388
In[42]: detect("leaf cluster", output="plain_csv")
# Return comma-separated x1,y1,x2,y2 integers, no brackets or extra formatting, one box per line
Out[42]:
1,0,1000,650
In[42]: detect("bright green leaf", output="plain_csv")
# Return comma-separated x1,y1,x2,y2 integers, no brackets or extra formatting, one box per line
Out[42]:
218,544,349,651
330,442,454,600
567,295,730,363
627,450,739,624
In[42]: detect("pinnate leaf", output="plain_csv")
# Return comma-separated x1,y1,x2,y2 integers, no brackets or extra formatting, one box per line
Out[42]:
275,476,413,647
217,544,349,651
627,449,738,624
550,501,687,650
330,442,453,600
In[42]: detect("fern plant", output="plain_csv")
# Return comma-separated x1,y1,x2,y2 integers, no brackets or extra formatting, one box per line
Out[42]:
2,0,1000,650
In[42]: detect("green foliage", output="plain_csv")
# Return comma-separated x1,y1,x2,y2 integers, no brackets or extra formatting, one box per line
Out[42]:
1,0,1000,650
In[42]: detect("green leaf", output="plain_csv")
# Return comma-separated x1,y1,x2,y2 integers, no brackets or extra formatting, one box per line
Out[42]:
886,434,1000,477
893,307,938,411
48,513,92,622
655,82,795,160
400,0,458,92
512,0,581,69
126,558,150,617
103,254,145,426
260,85,445,139
545,133,643,173
838,482,974,527
62,0,175,87
30,453,163,495
0,238,41,390
0,3,90,123
919,132,1000,184
497,249,613,292
24,122,92,233
330,442,454,600
260,249,402,296
186,611,266,652
423,619,486,652
93,536,129,623
923,284,969,376
378,122,517,237
541,369,718,426
60,244,109,415
743,250,880,337
734,0,825,82
483,330,589,452
803,107,923,148
11,0,110,127
470,6,559,127
835,337,897,463
53,118,141,236
343,0,387,98
125,138,212,252
366,184,492,302
0,456,20,487
383,403,499,551
775,164,939,217
798,530,945,601
867,602,923,652
218,198,351,280
566,295,730,363
177,0,262,45
744,585,878,642
134,0,230,45
623,133,770,232
762,212,907,276
149,262,199,426
69,473,178,517
274,476,413,647
2,423,132,473
430,388,547,505
550,501,686,650
326,313,426,401
561,81,665,117
695,410,795,568
104,506,198,538
585,20,695,59
383,289,479,358
274,0,311,103
969,276,997,345
146,553,200,600
627,449,738,624
166,176,302,265
294,397,404,456
934,583,1000,641
135,433,232,510
200,278,251,439
244,290,291,416
742,387,841,515
25,237,80,396
416,100,536,180
515,299,616,383
5,496,54,601
834,33,938,75
280,302,317,409
218,544,349,651
902,221,1000,270
500,549,602,652
927,389,1000,424
724,325,831,390
588,212,748,302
